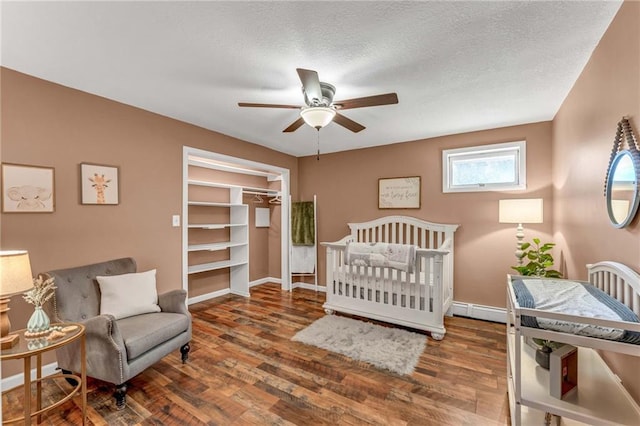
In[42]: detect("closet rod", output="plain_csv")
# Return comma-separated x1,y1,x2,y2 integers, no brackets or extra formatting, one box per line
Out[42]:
243,189,280,196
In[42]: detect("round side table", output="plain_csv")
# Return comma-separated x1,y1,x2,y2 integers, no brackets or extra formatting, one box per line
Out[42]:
1,323,86,425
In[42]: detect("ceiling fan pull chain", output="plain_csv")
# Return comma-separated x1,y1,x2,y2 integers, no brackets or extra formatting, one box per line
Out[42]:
316,129,320,161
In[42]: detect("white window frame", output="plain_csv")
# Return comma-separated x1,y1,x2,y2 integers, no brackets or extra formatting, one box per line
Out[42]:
442,140,526,193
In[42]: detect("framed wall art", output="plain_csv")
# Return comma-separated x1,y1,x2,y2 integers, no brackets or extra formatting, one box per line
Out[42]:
80,163,119,205
2,163,55,213
378,176,421,209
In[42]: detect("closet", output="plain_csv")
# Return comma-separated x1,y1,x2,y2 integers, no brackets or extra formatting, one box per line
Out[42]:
182,147,290,304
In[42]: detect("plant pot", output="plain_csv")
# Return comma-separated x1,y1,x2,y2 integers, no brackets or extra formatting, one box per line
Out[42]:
535,346,552,370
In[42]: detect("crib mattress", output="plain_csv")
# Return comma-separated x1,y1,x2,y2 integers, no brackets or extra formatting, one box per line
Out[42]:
512,278,640,344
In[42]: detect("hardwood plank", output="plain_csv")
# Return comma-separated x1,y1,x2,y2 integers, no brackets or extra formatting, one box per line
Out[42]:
1,283,510,425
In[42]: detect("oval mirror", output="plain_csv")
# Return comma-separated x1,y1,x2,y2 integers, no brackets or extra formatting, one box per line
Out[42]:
606,150,640,228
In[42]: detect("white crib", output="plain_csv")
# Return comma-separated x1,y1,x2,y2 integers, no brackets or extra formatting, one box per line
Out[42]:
321,215,459,340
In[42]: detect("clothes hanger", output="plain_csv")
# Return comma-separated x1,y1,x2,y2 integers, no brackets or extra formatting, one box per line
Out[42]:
269,195,281,205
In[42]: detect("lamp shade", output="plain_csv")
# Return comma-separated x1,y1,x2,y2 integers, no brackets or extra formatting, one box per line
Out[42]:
300,106,336,129
499,199,544,224
0,250,34,297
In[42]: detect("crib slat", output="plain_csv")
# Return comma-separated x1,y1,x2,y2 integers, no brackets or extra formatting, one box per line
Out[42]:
624,283,632,308
405,224,411,245
616,277,624,302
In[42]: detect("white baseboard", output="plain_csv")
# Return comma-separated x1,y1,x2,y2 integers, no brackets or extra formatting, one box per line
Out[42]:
187,288,231,305
291,282,326,292
249,277,281,287
2,362,59,391
451,301,506,323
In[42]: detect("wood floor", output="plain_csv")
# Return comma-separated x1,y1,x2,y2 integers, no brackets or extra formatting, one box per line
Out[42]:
2,284,510,425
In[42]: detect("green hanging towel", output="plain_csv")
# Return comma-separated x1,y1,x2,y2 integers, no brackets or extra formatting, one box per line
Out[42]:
291,201,315,246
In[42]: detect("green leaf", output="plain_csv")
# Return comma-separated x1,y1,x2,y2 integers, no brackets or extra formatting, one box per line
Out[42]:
510,237,562,278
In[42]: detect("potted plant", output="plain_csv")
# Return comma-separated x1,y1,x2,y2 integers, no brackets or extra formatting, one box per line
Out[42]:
531,339,562,369
511,238,562,278
512,238,563,367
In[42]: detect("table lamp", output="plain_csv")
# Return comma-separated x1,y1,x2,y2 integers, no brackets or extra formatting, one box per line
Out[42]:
0,250,34,349
499,199,544,265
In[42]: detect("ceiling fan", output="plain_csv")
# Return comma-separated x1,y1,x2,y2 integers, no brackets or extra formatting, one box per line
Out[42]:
238,68,398,133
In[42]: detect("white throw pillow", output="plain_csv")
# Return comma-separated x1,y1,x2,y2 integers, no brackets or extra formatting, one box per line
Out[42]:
97,269,161,320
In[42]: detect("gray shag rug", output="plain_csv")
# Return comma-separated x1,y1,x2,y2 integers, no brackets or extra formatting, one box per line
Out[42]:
292,315,427,375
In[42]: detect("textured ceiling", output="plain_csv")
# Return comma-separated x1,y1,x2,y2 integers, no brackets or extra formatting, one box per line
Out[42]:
1,1,622,157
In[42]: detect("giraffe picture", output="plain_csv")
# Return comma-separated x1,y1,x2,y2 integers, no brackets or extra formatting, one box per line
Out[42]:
80,163,119,205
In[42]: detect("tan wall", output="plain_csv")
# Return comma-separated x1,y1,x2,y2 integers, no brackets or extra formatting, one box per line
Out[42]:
299,121,554,307
552,0,640,403
0,68,298,377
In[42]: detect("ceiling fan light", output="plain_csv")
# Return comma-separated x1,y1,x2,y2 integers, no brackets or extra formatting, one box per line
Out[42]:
300,106,336,129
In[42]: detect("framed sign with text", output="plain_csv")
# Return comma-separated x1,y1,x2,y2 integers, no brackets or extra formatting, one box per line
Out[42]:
378,176,421,209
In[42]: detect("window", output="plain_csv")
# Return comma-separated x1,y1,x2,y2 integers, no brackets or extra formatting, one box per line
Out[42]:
442,141,526,193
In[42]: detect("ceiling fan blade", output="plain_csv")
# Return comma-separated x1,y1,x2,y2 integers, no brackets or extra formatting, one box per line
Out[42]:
238,102,300,109
296,68,322,105
333,93,398,110
333,113,365,133
283,117,305,133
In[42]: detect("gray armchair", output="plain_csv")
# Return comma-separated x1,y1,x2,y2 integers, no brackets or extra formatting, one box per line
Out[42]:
43,257,191,410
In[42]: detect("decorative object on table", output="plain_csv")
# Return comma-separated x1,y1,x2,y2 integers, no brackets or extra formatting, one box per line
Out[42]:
550,344,578,399
46,330,66,341
604,117,640,228
498,198,544,265
292,315,426,375
80,162,119,205
22,274,57,338
511,238,562,278
378,176,421,209
61,325,78,333
1,163,55,213
0,250,35,349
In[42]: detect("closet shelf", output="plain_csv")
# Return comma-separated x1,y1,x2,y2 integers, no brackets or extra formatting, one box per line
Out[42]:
188,223,245,230
188,158,279,181
188,179,280,196
188,259,248,274
188,201,246,208
187,242,246,252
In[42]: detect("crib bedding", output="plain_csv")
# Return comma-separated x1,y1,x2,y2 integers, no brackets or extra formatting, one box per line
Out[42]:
345,242,417,272
512,277,640,344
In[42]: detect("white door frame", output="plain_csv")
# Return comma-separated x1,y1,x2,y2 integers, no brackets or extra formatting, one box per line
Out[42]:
182,146,291,295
